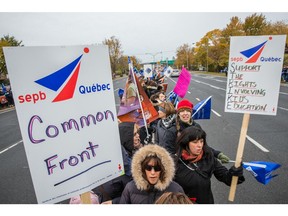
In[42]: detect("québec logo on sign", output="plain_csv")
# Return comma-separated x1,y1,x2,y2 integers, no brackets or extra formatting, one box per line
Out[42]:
18,47,90,104
238,36,282,64
18,47,89,104
35,47,90,103
240,40,268,63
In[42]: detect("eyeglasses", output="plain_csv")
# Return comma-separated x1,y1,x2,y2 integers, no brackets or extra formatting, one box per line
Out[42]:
145,165,162,172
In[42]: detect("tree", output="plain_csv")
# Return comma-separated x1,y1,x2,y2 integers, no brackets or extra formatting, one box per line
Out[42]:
193,29,225,72
0,35,23,77
175,44,193,70
102,36,123,75
117,55,141,76
243,13,268,36
222,16,245,41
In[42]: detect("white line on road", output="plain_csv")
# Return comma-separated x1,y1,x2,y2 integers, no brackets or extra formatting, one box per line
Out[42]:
212,109,221,117
0,140,23,155
246,135,270,152
280,92,288,95
278,106,288,111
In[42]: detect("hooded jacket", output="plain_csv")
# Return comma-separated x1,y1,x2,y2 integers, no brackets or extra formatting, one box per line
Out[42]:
119,144,184,204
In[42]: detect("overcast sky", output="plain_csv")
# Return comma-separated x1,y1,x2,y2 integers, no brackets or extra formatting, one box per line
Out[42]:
1,2,287,63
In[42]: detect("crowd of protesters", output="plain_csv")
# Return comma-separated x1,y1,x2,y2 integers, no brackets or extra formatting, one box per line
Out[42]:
75,67,245,205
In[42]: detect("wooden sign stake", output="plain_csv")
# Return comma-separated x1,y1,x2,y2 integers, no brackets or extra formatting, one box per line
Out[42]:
80,191,92,204
228,113,250,201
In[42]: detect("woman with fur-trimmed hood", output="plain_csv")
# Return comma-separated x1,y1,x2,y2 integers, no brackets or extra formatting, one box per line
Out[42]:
119,144,184,204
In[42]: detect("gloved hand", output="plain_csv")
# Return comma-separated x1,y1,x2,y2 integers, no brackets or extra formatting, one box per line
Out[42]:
217,152,230,164
229,165,244,177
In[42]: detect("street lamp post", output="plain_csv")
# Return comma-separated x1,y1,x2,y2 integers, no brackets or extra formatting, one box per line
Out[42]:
145,52,162,70
206,45,208,72
186,43,195,71
186,51,189,70
206,40,211,72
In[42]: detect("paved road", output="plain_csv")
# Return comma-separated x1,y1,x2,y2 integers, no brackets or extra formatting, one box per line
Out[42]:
1,72,288,204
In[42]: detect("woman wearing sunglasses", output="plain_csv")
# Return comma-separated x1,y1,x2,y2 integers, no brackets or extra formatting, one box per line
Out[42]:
119,144,184,204
93,121,142,204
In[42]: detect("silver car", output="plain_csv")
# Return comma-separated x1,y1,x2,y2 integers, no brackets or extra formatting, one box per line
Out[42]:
171,69,180,77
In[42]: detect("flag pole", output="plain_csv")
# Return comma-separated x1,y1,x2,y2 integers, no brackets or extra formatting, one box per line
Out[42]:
228,112,250,201
129,58,150,140
80,191,92,204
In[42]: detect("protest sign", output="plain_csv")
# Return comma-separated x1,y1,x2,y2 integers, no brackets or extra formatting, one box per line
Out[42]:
224,35,286,201
173,67,191,98
143,64,153,78
3,45,124,204
225,35,286,115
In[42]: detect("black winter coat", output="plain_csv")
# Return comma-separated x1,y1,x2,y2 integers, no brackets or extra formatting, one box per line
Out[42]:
155,114,177,154
174,149,244,204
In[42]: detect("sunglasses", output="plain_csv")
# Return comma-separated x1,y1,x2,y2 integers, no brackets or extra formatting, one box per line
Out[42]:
145,165,162,172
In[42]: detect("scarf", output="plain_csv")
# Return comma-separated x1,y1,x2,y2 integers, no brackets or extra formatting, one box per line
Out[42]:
161,114,176,128
181,149,203,163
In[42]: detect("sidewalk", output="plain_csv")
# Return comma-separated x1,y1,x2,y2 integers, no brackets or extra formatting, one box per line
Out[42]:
0,106,15,114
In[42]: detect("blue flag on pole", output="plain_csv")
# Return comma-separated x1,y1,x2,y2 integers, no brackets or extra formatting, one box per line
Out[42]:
166,91,179,107
243,161,281,185
192,96,212,120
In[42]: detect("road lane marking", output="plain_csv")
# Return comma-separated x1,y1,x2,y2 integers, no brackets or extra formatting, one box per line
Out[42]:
280,92,288,95
192,79,226,91
279,106,288,111
246,135,270,152
167,76,177,84
212,109,221,117
0,140,23,155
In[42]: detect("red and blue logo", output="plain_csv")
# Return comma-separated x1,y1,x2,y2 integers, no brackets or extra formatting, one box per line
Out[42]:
35,47,89,102
240,37,271,63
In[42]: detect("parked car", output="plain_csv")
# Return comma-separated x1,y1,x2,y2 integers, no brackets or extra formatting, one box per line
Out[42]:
171,69,180,77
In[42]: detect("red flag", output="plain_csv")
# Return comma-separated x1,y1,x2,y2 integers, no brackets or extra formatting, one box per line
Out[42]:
118,64,158,127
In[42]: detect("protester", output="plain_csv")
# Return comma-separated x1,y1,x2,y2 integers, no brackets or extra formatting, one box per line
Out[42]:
148,91,166,141
155,102,177,155
119,144,184,204
150,91,166,112
93,122,142,204
118,121,142,158
174,126,245,204
145,80,158,98
122,74,137,106
154,99,228,164
176,98,230,163
155,191,193,204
